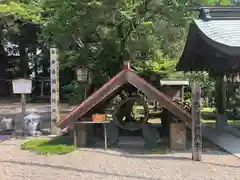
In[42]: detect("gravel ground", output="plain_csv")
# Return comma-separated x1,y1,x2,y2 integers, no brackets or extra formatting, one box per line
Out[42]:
0,139,239,180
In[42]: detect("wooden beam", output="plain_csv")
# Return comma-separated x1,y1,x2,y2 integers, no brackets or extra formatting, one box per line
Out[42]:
58,70,128,130
127,71,192,128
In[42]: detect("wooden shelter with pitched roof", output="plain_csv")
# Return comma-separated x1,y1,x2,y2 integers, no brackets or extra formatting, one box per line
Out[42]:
177,6,240,129
57,64,192,130
57,63,192,149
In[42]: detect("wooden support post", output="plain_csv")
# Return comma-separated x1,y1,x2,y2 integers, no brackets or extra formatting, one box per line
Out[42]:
215,74,227,130
40,80,44,97
14,93,26,136
73,125,77,149
21,93,26,124
84,85,87,100
181,86,184,101
103,123,107,150
192,81,202,161
17,93,26,135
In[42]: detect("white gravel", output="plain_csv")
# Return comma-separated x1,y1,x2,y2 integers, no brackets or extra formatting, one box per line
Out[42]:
0,139,239,180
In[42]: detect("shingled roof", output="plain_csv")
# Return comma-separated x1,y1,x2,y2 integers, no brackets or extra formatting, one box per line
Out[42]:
57,66,192,130
176,7,240,72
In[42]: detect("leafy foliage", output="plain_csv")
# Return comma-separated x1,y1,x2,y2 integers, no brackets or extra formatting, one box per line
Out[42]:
40,0,195,102
0,0,237,106
173,98,192,113
0,0,42,22
185,72,215,95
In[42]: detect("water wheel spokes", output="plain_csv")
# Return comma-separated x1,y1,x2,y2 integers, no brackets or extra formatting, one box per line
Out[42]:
112,96,149,131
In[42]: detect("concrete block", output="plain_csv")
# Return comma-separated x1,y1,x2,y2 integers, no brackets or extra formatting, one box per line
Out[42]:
74,124,87,147
106,121,119,146
142,123,161,148
170,122,186,151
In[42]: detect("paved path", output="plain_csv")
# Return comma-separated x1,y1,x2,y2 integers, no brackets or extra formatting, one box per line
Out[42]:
0,103,73,131
0,103,75,114
0,139,239,180
203,126,240,159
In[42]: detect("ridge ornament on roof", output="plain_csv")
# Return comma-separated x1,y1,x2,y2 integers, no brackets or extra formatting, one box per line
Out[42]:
199,6,240,21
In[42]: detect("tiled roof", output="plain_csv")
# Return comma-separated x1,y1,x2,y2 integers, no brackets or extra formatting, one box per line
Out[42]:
194,19,240,48
176,7,240,72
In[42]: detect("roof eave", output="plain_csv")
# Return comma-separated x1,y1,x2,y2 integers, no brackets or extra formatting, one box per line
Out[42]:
57,69,129,130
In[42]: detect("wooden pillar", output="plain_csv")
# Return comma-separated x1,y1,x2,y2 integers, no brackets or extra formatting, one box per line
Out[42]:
181,86,184,101
40,80,44,97
215,74,227,130
192,81,202,161
21,93,26,127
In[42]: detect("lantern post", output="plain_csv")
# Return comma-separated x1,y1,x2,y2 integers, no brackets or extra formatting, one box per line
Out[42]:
75,65,91,100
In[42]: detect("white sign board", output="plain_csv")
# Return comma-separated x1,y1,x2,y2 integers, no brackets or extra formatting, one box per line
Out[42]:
12,79,32,94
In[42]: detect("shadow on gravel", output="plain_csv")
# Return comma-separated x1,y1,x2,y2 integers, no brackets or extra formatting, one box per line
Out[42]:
0,143,16,146
0,157,239,180
99,150,191,161
0,160,158,180
76,149,240,168
203,161,240,168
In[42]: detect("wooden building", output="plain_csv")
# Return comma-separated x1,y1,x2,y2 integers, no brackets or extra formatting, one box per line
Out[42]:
57,64,192,130
177,6,240,129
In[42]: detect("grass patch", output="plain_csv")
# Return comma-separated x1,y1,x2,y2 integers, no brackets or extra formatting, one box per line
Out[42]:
21,136,75,155
201,119,240,124
202,107,216,113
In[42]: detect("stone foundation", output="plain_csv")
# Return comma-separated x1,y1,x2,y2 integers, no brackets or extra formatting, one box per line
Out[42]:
169,122,186,151
106,121,119,146
74,124,87,147
142,123,161,148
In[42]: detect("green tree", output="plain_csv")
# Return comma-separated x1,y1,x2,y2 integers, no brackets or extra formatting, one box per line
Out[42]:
40,0,194,101
42,0,191,75
0,0,43,77
0,0,42,22
1,0,236,103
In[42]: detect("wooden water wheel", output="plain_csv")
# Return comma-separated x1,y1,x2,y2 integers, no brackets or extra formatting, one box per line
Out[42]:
112,96,149,131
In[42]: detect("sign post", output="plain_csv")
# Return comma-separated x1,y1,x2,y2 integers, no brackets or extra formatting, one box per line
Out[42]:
50,47,60,134
12,78,32,135
192,81,202,161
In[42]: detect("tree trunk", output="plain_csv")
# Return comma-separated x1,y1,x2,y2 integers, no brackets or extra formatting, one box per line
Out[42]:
18,26,30,78
19,41,29,77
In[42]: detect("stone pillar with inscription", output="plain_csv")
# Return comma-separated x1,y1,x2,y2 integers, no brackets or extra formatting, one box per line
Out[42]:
192,81,202,161
50,47,60,135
